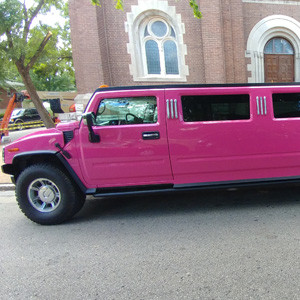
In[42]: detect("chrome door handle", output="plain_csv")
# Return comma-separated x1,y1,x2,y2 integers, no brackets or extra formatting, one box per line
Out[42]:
142,131,160,140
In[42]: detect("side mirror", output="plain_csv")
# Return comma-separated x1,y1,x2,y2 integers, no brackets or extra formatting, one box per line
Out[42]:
83,112,100,143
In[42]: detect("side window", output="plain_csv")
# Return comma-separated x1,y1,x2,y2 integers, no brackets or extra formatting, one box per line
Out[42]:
273,93,300,118
95,96,157,126
182,94,250,122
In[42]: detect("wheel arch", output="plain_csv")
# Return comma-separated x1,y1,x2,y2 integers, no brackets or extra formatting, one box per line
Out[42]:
10,151,87,193
14,118,24,123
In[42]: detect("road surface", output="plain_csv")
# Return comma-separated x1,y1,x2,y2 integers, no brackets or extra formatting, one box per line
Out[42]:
1,186,300,299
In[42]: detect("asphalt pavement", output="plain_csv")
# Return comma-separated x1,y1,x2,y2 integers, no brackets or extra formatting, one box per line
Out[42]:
2,129,300,299
2,187,300,299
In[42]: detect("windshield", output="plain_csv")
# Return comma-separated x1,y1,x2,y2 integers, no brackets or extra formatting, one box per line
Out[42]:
11,109,25,117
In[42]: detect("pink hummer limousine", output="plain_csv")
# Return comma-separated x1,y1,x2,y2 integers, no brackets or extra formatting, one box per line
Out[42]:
2,83,300,224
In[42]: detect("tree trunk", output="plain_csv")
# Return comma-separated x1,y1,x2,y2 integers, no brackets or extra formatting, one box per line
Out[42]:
18,67,55,128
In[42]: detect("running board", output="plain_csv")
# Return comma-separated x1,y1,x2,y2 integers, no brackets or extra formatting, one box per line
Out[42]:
91,176,300,198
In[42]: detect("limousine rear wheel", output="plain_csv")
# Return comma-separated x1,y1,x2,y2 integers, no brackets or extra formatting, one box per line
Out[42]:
16,164,85,225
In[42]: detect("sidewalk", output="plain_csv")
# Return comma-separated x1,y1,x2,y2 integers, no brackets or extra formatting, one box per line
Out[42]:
0,145,15,190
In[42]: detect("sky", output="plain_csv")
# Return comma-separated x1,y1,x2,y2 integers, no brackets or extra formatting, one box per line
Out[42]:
25,0,66,27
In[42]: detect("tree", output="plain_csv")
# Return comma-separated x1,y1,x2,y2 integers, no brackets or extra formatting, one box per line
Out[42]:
0,0,67,128
31,11,75,91
0,53,21,87
90,0,202,19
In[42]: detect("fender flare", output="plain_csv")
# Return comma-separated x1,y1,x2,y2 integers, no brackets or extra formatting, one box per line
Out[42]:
3,151,87,193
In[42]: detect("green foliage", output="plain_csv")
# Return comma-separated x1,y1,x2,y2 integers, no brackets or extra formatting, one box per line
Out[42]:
114,0,124,10
91,0,101,5
0,0,23,61
91,0,202,18
31,70,75,91
30,3,75,91
0,0,73,127
189,0,202,19
0,52,21,86
91,0,123,10
0,0,75,92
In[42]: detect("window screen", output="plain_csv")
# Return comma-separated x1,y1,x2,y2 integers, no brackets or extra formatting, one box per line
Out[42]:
182,94,250,122
273,93,300,118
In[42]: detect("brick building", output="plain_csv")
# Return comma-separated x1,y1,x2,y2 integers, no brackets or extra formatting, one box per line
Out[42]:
0,81,24,114
69,0,300,95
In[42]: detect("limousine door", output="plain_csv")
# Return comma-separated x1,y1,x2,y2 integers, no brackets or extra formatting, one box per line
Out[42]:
78,89,173,188
165,87,269,186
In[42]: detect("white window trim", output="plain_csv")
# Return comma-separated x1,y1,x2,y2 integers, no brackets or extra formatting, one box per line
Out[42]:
125,0,188,82
147,18,169,38
243,0,300,5
246,15,300,83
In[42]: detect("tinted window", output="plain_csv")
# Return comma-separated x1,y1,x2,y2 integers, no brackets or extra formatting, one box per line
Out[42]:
182,94,250,122
273,93,300,118
95,97,157,126
26,109,38,115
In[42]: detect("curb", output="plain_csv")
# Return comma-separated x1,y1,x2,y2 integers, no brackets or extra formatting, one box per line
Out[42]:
0,184,15,191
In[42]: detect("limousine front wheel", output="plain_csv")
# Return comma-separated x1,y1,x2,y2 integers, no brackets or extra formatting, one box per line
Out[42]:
16,164,85,225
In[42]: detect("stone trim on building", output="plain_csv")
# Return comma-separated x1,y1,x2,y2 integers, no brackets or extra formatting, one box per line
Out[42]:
246,15,300,82
243,0,300,5
125,0,188,82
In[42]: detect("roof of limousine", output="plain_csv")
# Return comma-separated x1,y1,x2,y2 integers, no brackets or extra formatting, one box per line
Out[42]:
93,82,300,93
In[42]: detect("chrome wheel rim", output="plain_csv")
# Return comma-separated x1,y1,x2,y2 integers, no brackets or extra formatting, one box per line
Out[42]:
16,121,23,130
28,178,61,212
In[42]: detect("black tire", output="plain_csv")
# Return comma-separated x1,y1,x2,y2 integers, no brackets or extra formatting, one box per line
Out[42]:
16,164,86,225
15,119,24,130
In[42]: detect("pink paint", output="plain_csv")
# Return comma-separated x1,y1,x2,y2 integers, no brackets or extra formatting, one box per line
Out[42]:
4,84,300,191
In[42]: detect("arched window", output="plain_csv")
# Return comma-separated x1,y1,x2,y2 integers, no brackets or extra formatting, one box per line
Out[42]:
126,1,188,82
143,19,179,76
264,38,294,55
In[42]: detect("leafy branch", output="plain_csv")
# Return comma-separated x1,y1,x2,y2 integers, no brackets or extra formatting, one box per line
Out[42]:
91,0,202,18
189,0,202,19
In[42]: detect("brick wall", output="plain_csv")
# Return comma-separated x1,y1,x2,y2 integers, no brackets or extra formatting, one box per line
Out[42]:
175,0,205,84
69,0,300,93
0,88,21,113
221,0,248,83
69,0,105,92
69,0,210,92
243,2,300,39
199,0,226,83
